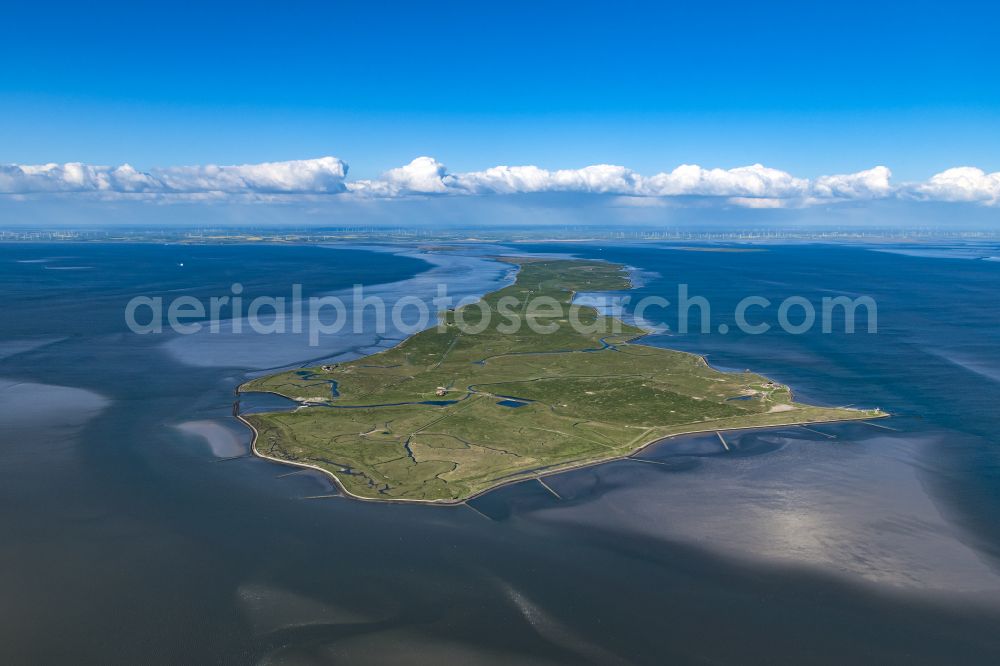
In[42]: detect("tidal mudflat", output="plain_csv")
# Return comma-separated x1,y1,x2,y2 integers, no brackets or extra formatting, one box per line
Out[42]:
2,241,1000,664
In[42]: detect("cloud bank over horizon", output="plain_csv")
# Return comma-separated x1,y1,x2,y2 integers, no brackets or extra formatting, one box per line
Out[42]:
2,156,999,208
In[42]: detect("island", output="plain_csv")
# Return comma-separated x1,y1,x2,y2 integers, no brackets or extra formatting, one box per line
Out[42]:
239,258,883,503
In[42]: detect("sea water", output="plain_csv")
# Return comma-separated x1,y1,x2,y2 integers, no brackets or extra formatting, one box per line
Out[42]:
2,241,1000,664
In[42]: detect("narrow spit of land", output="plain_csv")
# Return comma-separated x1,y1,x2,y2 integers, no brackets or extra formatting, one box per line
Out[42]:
240,258,883,503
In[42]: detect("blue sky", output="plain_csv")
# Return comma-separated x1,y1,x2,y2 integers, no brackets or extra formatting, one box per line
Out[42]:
2,0,998,181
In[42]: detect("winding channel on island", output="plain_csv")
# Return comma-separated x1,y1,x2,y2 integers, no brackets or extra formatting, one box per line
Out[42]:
3,241,1000,663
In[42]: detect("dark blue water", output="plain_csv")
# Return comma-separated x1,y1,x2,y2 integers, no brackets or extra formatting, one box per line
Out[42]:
497,399,529,408
534,242,1000,568
3,241,1000,664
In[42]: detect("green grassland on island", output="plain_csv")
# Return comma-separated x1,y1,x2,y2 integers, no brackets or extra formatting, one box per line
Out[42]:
240,258,883,503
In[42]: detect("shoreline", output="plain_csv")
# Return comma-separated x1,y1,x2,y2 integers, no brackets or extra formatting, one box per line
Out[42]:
231,248,887,506
235,385,886,506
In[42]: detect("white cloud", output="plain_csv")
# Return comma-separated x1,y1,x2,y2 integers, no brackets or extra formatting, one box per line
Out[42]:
347,159,643,196
727,197,789,209
157,156,348,193
348,158,894,205
349,156,450,196
641,163,809,198
910,167,1000,204
0,162,160,193
3,155,1000,208
812,166,893,200
458,163,642,195
0,157,348,194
